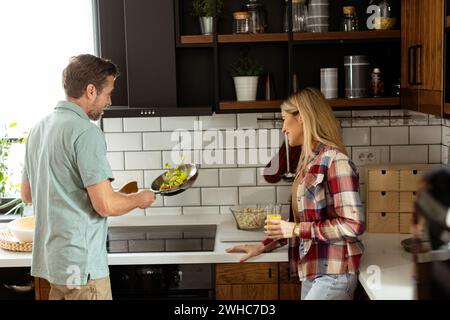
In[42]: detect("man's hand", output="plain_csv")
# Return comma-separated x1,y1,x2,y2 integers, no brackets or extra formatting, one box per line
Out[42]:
265,219,296,240
226,243,265,263
137,190,156,209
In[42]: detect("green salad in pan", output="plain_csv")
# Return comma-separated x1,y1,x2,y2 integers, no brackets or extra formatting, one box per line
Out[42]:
159,163,188,191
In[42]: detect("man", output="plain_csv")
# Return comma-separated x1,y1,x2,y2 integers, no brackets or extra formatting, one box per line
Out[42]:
20,54,155,300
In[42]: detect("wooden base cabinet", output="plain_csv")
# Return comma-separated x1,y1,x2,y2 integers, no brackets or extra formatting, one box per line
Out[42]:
215,262,300,300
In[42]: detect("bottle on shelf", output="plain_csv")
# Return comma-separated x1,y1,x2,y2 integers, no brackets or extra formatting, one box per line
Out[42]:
246,0,267,33
370,68,385,97
341,6,358,32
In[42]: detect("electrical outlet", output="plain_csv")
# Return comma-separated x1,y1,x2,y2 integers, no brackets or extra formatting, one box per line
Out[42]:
353,148,381,166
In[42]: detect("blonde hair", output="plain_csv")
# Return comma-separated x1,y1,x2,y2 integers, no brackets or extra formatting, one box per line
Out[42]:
281,87,346,176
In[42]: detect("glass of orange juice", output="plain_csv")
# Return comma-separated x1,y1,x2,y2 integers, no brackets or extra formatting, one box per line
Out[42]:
265,204,282,225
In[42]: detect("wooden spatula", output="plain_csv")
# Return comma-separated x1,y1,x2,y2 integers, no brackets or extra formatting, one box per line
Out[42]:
118,181,138,194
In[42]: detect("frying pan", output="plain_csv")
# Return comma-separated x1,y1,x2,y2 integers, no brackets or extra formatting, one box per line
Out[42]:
151,164,198,196
118,164,198,196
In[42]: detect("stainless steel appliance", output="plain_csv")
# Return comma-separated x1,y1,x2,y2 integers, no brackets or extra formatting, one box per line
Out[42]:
107,225,216,300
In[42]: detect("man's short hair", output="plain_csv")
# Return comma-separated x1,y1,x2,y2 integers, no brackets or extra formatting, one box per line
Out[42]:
62,54,119,99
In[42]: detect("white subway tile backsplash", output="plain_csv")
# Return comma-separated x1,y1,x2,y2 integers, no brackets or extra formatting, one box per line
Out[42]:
429,145,442,164
123,117,160,132
199,114,236,130
161,116,198,131
201,188,238,205
442,126,450,146
237,148,275,168
107,152,124,170
162,150,201,167
145,207,182,215
105,133,142,151
390,145,428,164
220,206,233,214
239,186,276,205
352,146,389,166
410,126,441,144
429,115,443,125
442,145,449,164
351,110,390,127
219,168,256,186
276,186,291,204
102,118,123,132
194,169,219,187
257,129,283,149
164,188,201,206
342,128,370,146
111,170,144,189
237,113,258,129
182,206,220,215
404,110,429,126
124,208,146,217
371,127,409,145
257,168,291,186
143,132,180,151
201,149,237,168
390,109,407,126
125,151,162,170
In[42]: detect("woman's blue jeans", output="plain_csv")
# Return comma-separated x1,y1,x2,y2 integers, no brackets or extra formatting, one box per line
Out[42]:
301,273,358,300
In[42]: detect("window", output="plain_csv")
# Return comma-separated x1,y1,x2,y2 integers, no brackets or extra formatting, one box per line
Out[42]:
0,0,95,197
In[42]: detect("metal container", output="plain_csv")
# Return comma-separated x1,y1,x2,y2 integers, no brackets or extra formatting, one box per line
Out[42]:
344,55,370,98
320,67,338,99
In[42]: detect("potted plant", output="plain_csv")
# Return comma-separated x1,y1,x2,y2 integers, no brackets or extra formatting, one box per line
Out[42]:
228,49,264,101
192,0,224,35
0,122,27,216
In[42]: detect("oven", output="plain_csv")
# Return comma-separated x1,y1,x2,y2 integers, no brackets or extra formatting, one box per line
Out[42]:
109,264,215,300
106,224,217,300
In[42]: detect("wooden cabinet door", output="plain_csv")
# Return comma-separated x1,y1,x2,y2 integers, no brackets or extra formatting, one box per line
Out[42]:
401,0,444,116
124,0,177,109
216,284,278,300
278,262,301,300
417,0,444,116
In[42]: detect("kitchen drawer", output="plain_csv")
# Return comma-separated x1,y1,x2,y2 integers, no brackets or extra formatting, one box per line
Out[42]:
216,263,278,284
367,170,399,191
399,169,425,191
367,192,399,212
399,192,417,212
399,213,413,234
368,212,399,233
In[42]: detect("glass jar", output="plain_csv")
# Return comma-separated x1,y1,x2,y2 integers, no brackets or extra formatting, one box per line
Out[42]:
366,0,396,30
245,0,267,33
341,6,358,32
233,11,252,34
284,0,308,32
370,68,385,97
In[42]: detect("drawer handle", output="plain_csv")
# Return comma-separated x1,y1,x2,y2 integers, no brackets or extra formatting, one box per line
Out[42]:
381,170,386,175
268,268,272,279
413,170,418,175
381,212,386,217
381,191,386,196
413,192,416,196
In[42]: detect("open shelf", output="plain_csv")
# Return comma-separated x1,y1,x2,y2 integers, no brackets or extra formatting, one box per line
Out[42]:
219,100,283,110
219,97,400,111
218,33,288,43
293,30,400,42
179,35,213,44
328,97,400,108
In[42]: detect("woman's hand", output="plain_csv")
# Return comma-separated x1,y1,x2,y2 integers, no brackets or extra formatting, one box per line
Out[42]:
226,243,265,263
265,219,296,240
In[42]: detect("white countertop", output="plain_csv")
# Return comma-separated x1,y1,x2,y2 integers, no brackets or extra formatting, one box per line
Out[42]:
358,233,415,300
0,214,287,268
0,216,415,300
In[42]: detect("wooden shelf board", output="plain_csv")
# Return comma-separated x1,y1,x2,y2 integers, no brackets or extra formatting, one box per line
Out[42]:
218,33,288,43
219,100,283,110
293,30,400,42
328,97,400,107
447,16,450,28
219,97,399,111
180,35,213,44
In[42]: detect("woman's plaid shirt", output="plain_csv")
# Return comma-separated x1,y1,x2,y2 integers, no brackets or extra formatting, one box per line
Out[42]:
263,143,365,281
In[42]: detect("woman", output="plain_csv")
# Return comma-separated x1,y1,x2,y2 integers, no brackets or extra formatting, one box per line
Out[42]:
227,88,365,300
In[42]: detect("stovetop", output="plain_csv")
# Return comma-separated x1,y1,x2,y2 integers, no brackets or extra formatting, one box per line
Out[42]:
107,225,216,253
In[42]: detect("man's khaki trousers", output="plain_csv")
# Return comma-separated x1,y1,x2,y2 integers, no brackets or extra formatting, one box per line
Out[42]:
49,276,112,300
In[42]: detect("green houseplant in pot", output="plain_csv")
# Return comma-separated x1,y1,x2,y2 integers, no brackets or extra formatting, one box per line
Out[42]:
228,49,264,101
192,0,224,35
0,122,27,216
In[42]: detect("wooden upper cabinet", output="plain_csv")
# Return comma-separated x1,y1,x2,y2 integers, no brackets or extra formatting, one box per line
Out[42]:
401,0,444,116
124,0,177,109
